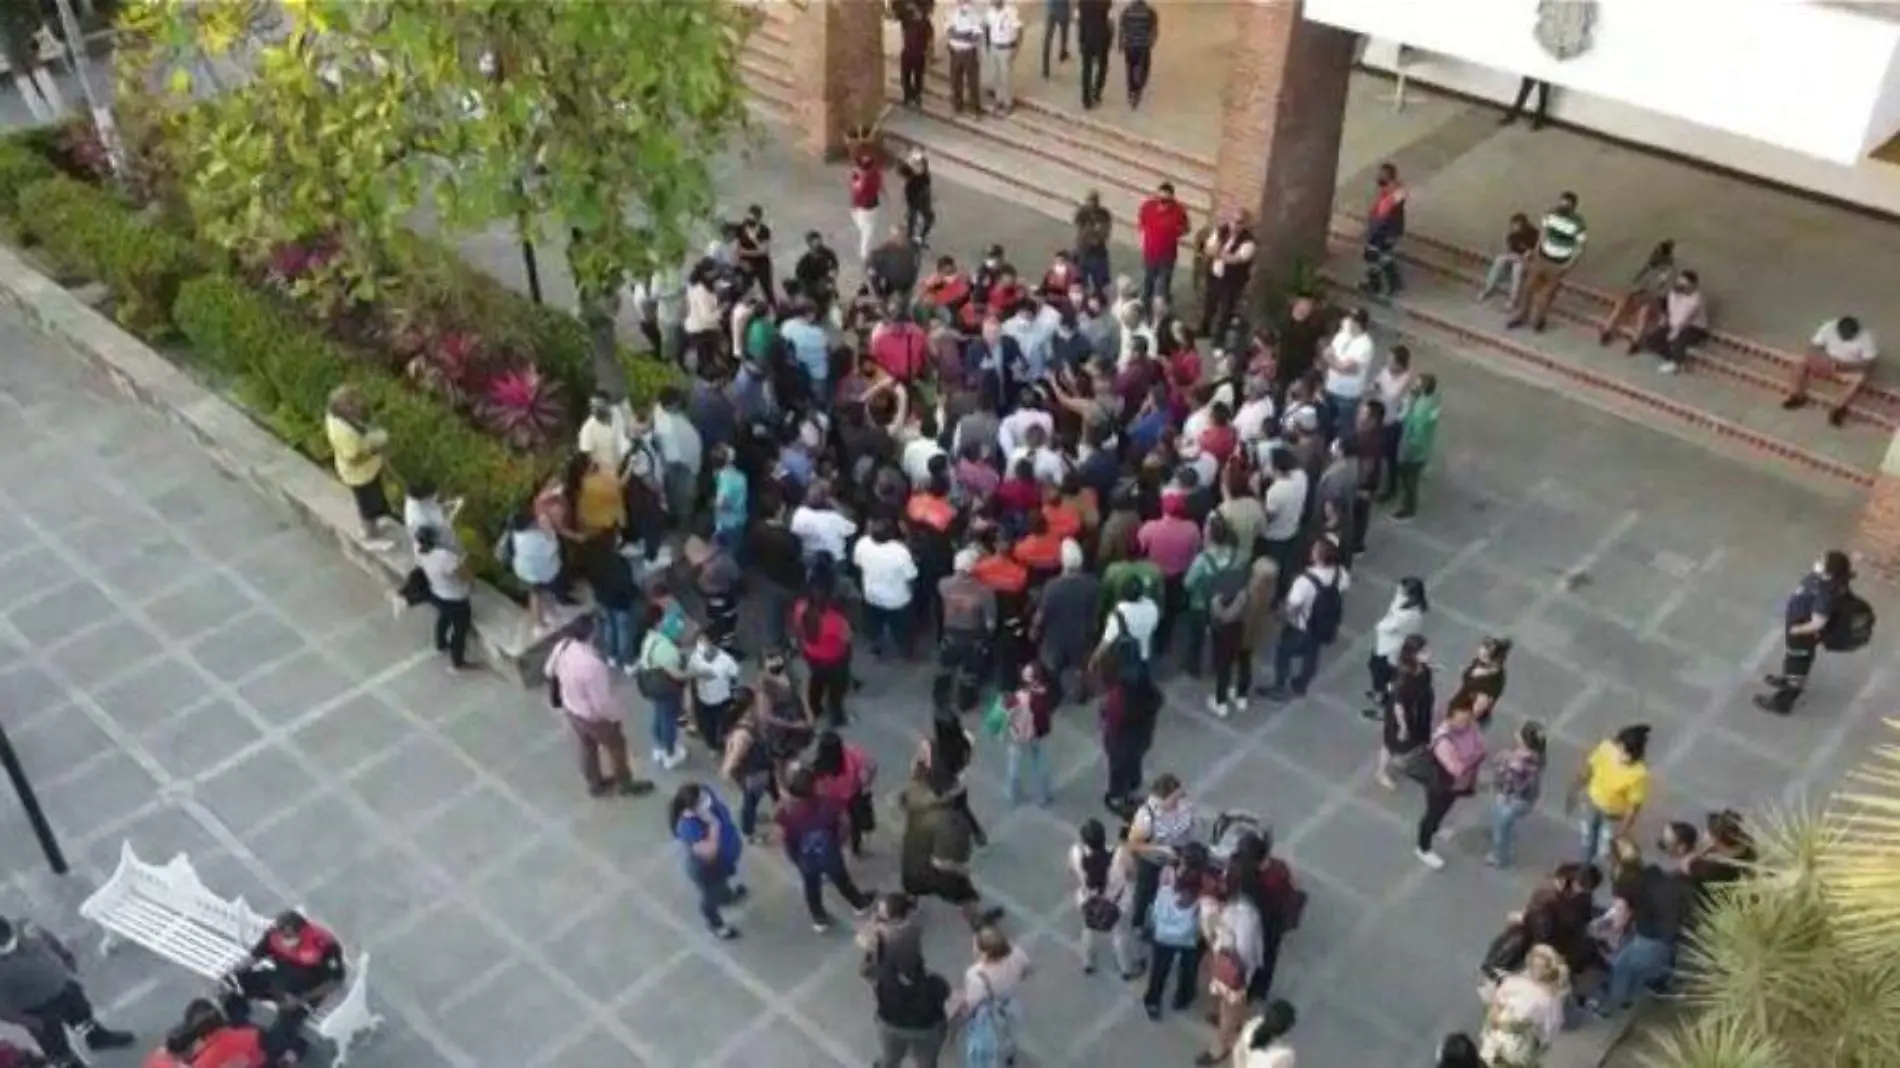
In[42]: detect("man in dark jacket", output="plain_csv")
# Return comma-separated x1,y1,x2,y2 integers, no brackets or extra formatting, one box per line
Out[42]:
0,918,134,1066
1117,0,1158,108
894,0,934,106
1076,0,1113,108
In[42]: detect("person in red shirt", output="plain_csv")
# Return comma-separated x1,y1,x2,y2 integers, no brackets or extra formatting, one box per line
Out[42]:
1136,180,1191,306
1040,251,1081,309
848,150,884,263
147,999,272,1068
793,560,856,728
1199,402,1239,467
919,256,973,318
1012,511,1066,582
1137,495,1202,662
869,311,929,383
221,911,344,1063
993,458,1042,519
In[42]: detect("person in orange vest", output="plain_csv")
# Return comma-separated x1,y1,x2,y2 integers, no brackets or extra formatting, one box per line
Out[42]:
219,912,345,1063
970,524,1032,685
146,999,271,1068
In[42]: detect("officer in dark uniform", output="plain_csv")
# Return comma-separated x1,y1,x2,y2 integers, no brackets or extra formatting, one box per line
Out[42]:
1754,550,1852,716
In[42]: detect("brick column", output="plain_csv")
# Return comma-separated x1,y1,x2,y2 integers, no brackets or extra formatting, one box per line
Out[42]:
784,0,886,159
1852,433,1900,582
1211,0,1356,299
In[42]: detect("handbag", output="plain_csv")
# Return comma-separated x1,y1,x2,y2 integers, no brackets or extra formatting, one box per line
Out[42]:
1210,948,1246,992
1479,923,1531,982
1397,744,1436,785
544,640,570,709
1081,894,1121,932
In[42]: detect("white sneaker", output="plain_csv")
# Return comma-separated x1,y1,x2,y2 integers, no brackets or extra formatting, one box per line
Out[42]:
622,663,637,678
1233,696,1249,714
651,748,667,766
1205,696,1226,717
1416,848,1446,870
664,746,689,770
1659,361,1680,375
388,592,406,619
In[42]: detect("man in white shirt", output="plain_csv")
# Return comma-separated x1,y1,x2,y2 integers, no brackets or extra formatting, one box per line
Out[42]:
997,398,1055,458
651,386,702,521
1007,423,1068,486
1262,538,1350,701
1259,447,1307,601
852,520,920,656
577,391,630,472
1094,577,1160,661
983,0,1023,114
1235,376,1277,443
1322,308,1374,435
1784,314,1880,428
791,484,859,566
685,632,742,748
901,423,949,487
946,0,986,114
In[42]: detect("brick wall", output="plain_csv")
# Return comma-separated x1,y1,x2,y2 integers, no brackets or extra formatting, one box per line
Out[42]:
1853,434,1900,581
1211,0,1355,302
785,0,886,159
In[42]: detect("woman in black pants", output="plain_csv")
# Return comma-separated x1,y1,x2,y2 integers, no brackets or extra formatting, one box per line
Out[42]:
916,707,987,848
1415,703,1487,870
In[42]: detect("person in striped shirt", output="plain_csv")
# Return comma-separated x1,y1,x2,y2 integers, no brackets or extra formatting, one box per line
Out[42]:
1508,191,1587,333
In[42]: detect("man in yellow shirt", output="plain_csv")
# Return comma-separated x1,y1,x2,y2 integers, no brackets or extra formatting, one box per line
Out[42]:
1568,724,1651,864
324,385,395,550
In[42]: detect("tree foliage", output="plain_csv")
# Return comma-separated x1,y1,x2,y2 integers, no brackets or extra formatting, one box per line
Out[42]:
120,0,756,394
1647,722,1900,1068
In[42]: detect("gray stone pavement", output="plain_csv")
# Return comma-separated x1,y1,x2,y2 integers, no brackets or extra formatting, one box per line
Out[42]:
0,133,1894,1068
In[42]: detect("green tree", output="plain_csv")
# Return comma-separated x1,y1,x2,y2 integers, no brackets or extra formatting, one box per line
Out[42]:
1645,727,1900,1068
128,0,755,398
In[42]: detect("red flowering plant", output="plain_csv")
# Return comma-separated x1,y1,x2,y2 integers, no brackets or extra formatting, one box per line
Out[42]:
475,364,565,451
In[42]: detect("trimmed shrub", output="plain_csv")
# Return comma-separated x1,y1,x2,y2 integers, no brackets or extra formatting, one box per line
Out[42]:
0,140,58,228
173,273,547,582
16,176,199,335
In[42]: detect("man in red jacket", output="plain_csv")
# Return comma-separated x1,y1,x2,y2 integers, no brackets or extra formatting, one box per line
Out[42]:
1136,181,1190,307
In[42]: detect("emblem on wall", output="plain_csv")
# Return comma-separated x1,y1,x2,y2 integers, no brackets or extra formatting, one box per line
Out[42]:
1533,0,1597,60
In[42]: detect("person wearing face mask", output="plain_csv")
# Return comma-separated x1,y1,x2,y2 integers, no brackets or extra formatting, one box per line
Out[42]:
1360,162,1407,297
1756,549,1861,715
670,782,748,940
1639,269,1709,375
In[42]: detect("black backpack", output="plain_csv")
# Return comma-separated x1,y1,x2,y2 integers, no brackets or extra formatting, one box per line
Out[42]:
1304,569,1343,645
1822,588,1877,652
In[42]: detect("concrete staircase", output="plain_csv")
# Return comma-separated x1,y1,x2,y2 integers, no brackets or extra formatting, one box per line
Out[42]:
739,24,1889,494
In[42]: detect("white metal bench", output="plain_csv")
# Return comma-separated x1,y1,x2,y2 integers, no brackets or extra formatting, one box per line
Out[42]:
78,843,384,1066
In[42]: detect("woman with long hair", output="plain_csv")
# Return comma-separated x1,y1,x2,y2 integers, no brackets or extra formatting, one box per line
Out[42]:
1363,576,1428,720
1376,634,1434,790
1234,998,1297,1068
1447,636,1512,727
667,782,745,939
1480,943,1569,1067
1070,817,1135,978
915,706,986,848
793,558,855,727
1198,834,1266,1065
810,729,878,857
1416,703,1487,870
1487,720,1547,869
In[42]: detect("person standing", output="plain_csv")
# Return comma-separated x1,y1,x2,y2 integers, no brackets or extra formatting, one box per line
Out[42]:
1371,343,1413,496
670,783,746,939
794,563,856,727
1076,0,1113,108
855,519,920,658
1361,162,1407,297
1567,723,1652,863
1142,844,1208,1019
1117,0,1158,108
685,631,741,752
1508,190,1587,332
983,0,1023,114
1392,372,1439,520
0,917,135,1065
1375,633,1433,790
635,603,691,770
1071,818,1137,977
734,205,776,311
1320,308,1373,434
898,148,936,248
895,0,934,107
775,767,876,932
1073,191,1114,296
1135,181,1189,308
415,525,475,672
1003,661,1056,806
1499,76,1553,129
1034,540,1101,703
946,0,986,115
1041,0,1072,77
1415,702,1486,870
1755,549,1857,715
1200,211,1257,338
323,384,395,550
957,927,1031,1068
1262,538,1348,701
849,148,885,264
1364,577,1427,720
1486,721,1547,869
872,947,951,1068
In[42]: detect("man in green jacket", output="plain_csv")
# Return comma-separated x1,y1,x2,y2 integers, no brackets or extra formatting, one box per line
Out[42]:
1392,373,1440,520
1181,515,1246,679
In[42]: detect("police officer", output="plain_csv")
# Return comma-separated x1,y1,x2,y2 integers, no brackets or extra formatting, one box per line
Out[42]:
1754,550,1853,716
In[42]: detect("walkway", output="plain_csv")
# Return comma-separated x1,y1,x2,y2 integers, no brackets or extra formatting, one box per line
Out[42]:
0,135,1892,1068
998,2,1900,368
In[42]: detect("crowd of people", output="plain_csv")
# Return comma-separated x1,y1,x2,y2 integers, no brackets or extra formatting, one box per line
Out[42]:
310,126,1882,1064
0,910,348,1067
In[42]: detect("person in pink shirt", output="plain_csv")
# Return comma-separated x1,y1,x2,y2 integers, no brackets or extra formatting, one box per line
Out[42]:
1415,703,1487,869
869,311,930,383
546,617,655,798
1137,495,1202,663
809,729,879,857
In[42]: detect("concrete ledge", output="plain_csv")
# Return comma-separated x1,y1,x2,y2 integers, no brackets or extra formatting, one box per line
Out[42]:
0,242,572,687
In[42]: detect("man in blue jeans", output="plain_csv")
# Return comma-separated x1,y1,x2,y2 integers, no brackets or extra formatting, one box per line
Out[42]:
1590,822,1698,1016
1262,539,1349,701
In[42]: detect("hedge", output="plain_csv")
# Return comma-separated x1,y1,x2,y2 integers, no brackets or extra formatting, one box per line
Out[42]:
0,141,57,228
16,176,198,336
173,273,545,584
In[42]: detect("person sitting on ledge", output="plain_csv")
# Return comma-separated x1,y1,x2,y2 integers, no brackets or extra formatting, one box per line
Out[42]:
1783,315,1878,427
1639,269,1709,375
219,911,345,1063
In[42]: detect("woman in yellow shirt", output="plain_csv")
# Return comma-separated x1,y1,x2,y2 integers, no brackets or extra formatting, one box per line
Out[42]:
1566,724,1652,864
323,385,394,549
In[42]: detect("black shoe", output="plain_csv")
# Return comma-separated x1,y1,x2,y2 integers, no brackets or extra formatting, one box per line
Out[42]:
713,924,741,940
1505,317,1526,330
1828,407,1849,427
1359,707,1381,722
1143,1002,1162,1021
977,905,1005,926
1753,693,1793,716
86,1027,136,1051
1498,112,1518,126
1782,395,1809,411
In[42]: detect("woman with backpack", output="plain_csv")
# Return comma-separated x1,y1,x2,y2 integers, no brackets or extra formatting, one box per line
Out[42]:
1376,634,1435,791
1003,661,1056,807
810,729,878,857
872,945,951,1068
1363,576,1428,720
1185,515,1249,717
956,926,1031,1068
1070,818,1136,978
773,767,876,932
1142,841,1212,1020
668,782,746,940
1261,538,1349,702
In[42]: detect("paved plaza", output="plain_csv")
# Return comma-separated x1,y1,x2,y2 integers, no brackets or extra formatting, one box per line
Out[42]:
0,134,1892,1068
